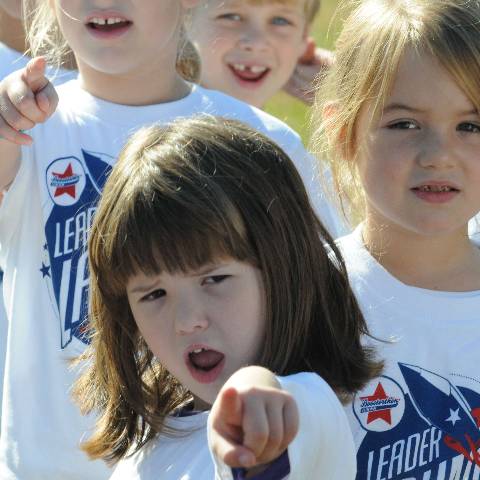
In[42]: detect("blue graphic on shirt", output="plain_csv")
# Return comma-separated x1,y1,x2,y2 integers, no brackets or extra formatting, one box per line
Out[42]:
43,150,113,348
353,364,480,479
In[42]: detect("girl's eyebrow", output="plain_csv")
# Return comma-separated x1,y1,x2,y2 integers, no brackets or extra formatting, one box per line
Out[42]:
218,0,241,8
129,263,232,292
383,103,424,114
189,262,230,277
129,278,162,295
384,103,478,116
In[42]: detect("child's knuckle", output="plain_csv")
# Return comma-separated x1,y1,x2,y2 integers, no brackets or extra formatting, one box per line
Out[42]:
15,94,33,111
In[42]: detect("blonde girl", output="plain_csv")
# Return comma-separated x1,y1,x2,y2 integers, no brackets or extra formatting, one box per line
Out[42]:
0,0,341,478
312,0,480,478
74,115,381,479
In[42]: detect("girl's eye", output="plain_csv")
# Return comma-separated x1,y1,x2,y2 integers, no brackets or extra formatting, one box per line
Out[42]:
458,122,480,133
203,275,230,285
217,12,241,21
387,120,418,130
141,289,166,302
271,16,292,26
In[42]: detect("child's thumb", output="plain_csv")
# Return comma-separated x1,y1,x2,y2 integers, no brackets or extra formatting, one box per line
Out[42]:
24,57,48,93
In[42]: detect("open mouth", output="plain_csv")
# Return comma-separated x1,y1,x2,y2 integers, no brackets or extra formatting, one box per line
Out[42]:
186,347,225,384
412,183,460,203
86,17,132,34
413,185,458,193
228,63,270,83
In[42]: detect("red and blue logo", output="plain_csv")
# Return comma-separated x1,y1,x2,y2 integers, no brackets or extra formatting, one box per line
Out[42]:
352,364,480,479
43,150,113,349
46,157,86,206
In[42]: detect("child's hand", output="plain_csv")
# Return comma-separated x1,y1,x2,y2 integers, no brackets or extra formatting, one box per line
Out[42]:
209,367,299,472
0,57,58,145
283,37,334,106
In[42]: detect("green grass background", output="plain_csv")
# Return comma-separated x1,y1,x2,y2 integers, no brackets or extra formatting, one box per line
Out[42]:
264,0,343,142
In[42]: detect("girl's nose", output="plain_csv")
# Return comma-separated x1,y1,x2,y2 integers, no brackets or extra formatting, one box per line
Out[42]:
174,298,209,335
417,132,456,169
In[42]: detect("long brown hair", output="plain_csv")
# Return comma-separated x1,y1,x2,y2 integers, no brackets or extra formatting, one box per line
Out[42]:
74,115,381,463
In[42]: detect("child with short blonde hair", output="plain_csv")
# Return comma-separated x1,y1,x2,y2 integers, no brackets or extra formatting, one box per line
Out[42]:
312,0,480,477
188,0,325,108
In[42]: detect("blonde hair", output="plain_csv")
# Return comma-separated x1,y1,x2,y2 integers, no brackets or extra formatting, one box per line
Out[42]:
23,0,70,67
311,0,480,224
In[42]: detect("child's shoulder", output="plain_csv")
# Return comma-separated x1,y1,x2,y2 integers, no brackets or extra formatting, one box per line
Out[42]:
110,411,211,480
275,372,356,478
336,227,373,273
190,85,304,151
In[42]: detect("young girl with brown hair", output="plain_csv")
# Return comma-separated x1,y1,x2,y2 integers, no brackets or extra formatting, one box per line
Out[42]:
75,115,381,479
0,0,345,475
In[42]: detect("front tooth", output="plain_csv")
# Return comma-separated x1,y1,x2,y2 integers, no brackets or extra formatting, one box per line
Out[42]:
250,66,266,74
234,64,246,71
107,18,116,25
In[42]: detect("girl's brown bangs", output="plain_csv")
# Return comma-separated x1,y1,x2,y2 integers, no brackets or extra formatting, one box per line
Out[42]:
107,179,254,291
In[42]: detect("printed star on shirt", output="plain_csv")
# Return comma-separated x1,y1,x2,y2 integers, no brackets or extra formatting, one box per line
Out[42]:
52,163,76,199
361,383,393,425
40,262,51,278
446,408,461,426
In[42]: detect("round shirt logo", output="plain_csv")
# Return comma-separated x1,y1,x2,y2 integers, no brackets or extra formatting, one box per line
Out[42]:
46,157,86,207
353,376,406,432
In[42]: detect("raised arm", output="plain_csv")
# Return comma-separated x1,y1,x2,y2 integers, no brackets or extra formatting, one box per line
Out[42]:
209,366,299,477
283,37,334,106
0,57,58,191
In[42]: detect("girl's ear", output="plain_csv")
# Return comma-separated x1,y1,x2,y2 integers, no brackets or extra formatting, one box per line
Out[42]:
323,101,354,160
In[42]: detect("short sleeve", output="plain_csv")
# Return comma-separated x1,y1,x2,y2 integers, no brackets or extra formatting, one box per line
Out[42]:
209,372,356,480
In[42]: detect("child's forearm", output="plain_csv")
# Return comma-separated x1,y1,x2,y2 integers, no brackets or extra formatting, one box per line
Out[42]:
0,140,20,191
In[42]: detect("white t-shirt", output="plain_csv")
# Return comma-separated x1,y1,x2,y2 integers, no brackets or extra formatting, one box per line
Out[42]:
0,44,75,432
338,227,480,480
469,215,480,244
0,42,27,430
0,80,342,480
109,373,356,479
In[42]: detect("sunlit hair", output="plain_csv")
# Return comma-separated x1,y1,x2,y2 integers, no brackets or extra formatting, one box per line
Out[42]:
74,115,381,463
311,0,480,224
176,39,201,83
23,0,70,67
